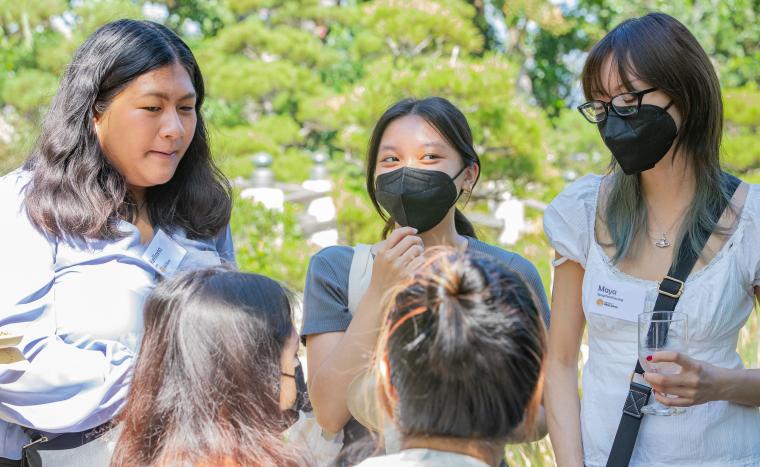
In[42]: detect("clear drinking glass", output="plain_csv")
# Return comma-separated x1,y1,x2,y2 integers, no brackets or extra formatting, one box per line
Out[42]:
637,311,688,416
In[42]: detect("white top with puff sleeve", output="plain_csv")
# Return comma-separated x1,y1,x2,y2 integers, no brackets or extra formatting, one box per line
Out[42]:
544,174,760,467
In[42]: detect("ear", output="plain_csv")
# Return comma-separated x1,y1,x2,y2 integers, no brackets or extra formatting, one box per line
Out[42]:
464,162,479,189
92,110,102,136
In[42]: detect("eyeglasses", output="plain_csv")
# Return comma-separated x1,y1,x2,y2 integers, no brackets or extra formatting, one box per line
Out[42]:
577,87,658,123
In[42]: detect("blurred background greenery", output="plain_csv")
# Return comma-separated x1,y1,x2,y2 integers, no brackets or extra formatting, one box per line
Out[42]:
0,1,757,464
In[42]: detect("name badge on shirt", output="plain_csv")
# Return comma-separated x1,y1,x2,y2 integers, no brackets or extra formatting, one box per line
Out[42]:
589,279,647,322
142,229,187,277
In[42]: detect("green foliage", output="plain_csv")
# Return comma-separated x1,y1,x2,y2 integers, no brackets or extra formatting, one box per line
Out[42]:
228,0,303,16
302,53,549,189
35,31,79,74
360,0,484,57
505,438,556,467
0,0,756,278
331,159,385,245
574,0,759,88
540,107,609,200
484,0,760,117
272,147,312,183
0,0,144,178
0,2,757,465
0,68,58,116
0,0,68,26
229,191,315,290
73,0,144,35
162,0,233,36
210,119,310,182
723,85,760,174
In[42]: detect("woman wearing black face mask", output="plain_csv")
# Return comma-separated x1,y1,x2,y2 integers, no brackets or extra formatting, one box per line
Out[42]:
544,13,760,467
111,268,312,466
301,97,551,464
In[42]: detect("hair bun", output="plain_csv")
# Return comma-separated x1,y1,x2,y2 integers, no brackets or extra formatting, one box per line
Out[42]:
422,254,487,378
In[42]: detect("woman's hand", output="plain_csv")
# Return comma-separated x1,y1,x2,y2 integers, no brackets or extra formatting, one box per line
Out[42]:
368,226,424,291
643,351,722,407
306,226,424,433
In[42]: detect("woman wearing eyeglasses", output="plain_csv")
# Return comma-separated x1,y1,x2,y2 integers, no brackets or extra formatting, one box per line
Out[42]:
543,13,760,467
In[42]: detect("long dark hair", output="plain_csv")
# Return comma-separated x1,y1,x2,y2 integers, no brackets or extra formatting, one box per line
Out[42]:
366,97,481,239
376,248,545,440
111,268,308,466
23,19,231,241
581,13,732,263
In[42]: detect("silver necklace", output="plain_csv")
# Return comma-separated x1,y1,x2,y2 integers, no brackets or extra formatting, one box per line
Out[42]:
652,231,672,249
646,207,687,249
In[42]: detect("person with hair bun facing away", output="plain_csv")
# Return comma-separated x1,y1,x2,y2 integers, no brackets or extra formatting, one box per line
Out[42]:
0,19,233,464
354,248,546,467
111,268,310,467
301,97,550,461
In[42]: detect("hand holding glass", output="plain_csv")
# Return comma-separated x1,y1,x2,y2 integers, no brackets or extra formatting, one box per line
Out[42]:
637,311,688,416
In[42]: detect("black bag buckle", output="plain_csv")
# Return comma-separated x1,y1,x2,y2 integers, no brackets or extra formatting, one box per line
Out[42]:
658,275,684,299
622,381,651,419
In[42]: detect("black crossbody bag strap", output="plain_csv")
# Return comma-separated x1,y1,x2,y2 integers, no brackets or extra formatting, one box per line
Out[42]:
605,173,741,467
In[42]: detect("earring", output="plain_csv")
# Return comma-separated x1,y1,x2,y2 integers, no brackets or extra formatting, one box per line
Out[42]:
460,186,472,209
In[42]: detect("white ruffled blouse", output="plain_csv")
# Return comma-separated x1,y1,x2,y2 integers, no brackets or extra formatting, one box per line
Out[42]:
544,174,760,467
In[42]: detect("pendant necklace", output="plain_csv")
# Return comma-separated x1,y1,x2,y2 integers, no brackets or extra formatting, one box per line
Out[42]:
647,207,687,249
654,232,671,249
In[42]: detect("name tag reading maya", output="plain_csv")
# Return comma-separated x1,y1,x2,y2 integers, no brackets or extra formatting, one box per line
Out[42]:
589,279,647,322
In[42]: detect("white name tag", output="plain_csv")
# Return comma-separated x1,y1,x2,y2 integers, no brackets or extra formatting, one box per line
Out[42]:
142,229,188,277
589,279,647,322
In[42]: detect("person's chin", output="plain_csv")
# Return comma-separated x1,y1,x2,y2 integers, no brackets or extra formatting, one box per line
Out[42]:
147,158,181,184
142,169,178,187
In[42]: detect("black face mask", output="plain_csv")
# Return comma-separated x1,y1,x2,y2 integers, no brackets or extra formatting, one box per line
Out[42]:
375,166,467,233
598,102,678,175
282,358,310,428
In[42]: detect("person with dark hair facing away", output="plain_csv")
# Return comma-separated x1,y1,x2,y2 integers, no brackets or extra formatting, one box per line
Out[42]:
354,248,545,467
110,268,311,467
302,96,550,461
544,12,760,467
0,19,234,464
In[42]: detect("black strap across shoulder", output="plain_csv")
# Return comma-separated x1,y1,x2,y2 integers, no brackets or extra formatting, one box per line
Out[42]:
605,173,741,467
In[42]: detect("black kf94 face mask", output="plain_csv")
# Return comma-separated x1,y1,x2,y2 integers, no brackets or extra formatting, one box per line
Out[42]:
598,102,678,175
375,165,466,233
282,358,310,429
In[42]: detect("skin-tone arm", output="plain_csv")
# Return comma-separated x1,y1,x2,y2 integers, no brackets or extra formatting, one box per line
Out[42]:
644,286,760,408
306,227,424,434
545,255,586,467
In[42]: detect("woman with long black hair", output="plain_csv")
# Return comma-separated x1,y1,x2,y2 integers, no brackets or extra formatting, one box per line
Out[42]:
111,268,309,466
0,19,233,464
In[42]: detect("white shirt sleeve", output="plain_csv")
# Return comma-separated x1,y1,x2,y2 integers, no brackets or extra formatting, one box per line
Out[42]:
0,170,134,435
543,174,601,268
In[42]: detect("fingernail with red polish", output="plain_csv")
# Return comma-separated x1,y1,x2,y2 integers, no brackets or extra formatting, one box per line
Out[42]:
646,355,652,361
